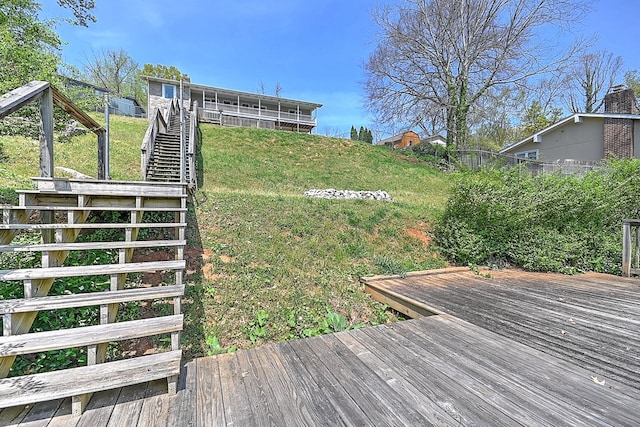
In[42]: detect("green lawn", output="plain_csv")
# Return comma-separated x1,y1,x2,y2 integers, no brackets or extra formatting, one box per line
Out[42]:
1,115,454,358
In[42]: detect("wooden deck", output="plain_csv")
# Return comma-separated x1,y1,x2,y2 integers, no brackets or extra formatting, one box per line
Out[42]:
3,268,640,426
363,267,640,390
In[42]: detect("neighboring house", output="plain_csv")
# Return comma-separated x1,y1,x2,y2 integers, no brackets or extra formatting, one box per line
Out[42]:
145,76,322,133
421,134,446,147
62,77,146,118
377,131,421,149
500,88,640,161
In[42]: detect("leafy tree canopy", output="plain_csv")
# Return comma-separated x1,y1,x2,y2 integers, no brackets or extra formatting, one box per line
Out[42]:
141,63,189,81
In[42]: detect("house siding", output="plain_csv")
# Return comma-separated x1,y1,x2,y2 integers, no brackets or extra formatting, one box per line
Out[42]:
148,81,190,119
511,118,604,161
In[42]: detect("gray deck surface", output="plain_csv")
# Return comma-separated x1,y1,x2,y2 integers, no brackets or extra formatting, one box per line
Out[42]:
2,268,640,426
363,268,640,389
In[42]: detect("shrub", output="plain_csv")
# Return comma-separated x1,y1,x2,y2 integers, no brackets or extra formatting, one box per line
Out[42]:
433,160,640,274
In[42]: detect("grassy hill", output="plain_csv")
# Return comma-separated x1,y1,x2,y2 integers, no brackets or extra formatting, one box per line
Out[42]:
0,115,453,358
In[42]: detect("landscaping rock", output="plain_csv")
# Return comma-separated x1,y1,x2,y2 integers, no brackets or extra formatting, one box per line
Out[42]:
303,189,392,201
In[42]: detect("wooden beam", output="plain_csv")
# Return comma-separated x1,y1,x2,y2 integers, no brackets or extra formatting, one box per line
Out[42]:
0,81,50,119
39,88,54,178
50,86,103,135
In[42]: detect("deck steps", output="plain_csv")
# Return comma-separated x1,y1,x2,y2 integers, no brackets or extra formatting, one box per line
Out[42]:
0,315,183,356
0,260,185,281
0,177,186,415
0,285,184,313
0,239,186,253
0,350,182,412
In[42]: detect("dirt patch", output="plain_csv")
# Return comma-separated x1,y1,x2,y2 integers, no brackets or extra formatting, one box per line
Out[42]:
405,224,432,247
219,255,236,264
203,263,223,282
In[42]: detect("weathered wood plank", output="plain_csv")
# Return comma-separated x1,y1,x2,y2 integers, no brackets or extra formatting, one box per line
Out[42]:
365,268,640,389
2,206,187,212
50,87,103,136
0,260,185,281
10,397,62,427
0,222,186,230
355,321,522,426
0,285,184,314
271,343,348,426
0,350,181,408
0,404,31,426
105,383,147,427
216,351,258,425
136,379,172,427
406,315,640,426
0,315,182,356
232,348,289,427
249,345,317,426
166,363,196,427
282,340,375,425
74,389,118,427
0,81,50,119
195,355,225,427
315,333,436,426
334,331,462,426
46,398,81,427
31,178,187,197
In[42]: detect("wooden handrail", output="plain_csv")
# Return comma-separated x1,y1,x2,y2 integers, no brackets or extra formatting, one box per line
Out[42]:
141,107,168,180
188,101,198,190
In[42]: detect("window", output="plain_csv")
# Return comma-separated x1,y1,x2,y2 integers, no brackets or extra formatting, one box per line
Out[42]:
241,103,250,108
162,84,176,99
515,149,539,160
223,100,231,105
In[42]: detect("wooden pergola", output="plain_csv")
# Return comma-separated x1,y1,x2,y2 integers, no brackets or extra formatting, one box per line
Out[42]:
0,81,108,179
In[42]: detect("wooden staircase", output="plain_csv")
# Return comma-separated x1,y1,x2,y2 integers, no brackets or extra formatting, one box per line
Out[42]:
146,113,190,183
0,178,187,415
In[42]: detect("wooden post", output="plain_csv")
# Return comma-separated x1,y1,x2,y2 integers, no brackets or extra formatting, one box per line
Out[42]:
622,221,632,277
98,130,107,180
39,88,54,178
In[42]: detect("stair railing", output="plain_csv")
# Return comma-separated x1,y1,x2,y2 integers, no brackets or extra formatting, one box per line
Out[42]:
141,107,166,180
141,99,180,180
188,101,199,190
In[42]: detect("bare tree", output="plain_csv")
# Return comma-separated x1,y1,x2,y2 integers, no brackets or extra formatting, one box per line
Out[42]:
274,82,283,98
365,0,588,149
565,51,623,113
83,49,140,97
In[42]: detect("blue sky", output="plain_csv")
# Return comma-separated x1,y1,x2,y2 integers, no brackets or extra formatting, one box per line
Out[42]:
42,0,639,139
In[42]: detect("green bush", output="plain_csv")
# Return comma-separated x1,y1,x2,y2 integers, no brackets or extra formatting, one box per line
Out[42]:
433,160,640,274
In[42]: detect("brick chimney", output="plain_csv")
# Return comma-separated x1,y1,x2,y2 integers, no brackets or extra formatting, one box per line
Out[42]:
603,86,638,159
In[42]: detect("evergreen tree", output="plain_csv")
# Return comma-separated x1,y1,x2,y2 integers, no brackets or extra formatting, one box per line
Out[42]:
358,126,365,141
350,125,358,140
365,128,373,144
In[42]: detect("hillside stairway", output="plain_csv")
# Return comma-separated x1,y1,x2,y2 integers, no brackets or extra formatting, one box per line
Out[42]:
146,113,190,183
0,177,187,416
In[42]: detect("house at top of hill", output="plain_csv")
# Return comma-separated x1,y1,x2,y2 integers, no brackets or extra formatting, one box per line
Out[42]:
62,77,146,118
376,130,421,149
144,76,323,134
500,86,640,161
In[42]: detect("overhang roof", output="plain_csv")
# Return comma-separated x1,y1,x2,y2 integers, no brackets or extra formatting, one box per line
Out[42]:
143,76,323,110
499,112,640,154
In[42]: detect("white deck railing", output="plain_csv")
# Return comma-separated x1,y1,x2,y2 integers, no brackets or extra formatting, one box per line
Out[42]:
200,102,315,125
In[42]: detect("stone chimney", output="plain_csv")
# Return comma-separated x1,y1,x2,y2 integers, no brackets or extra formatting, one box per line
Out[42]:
603,86,638,159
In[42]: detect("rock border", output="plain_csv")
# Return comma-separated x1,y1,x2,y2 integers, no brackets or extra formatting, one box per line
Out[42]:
303,189,392,201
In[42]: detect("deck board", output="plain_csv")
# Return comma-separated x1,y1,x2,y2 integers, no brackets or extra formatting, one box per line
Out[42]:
364,269,640,389
4,269,640,426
